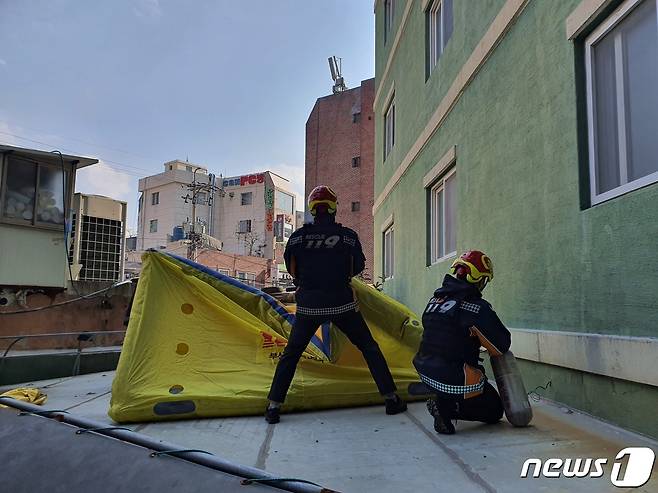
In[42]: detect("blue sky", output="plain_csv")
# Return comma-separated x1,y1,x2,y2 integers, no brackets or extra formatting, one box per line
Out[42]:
0,0,375,231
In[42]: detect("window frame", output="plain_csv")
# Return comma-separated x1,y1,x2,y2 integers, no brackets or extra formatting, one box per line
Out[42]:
427,0,453,75
151,191,159,205
428,167,457,265
585,0,658,205
384,0,394,44
0,154,73,231
351,201,361,212
275,189,295,214
384,95,396,160
195,191,207,205
149,219,158,233
238,219,252,233
236,270,256,287
241,191,253,206
383,224,395,280
352,156,361,168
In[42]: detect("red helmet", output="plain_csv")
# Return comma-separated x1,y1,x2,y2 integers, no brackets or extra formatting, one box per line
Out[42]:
449,250,494,291
308,185,337,215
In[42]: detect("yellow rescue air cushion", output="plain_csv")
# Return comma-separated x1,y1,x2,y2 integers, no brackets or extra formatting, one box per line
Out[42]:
109,251,422,423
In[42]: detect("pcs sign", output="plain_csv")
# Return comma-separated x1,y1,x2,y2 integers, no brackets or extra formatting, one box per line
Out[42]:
223,173,265,188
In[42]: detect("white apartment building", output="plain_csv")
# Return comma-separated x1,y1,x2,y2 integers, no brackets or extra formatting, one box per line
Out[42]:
137,160,213,251
137,163,296,262
215,171,296,260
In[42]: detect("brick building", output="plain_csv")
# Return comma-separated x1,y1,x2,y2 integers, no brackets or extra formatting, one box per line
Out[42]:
305,78,375,281
195,248,271,288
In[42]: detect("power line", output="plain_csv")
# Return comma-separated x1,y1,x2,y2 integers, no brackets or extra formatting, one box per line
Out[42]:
3,122,160,162
181,167,224,260
0,131,153,176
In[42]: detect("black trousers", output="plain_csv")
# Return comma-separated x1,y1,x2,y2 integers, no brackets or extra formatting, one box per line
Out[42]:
267,309,397,403
433,382,504,423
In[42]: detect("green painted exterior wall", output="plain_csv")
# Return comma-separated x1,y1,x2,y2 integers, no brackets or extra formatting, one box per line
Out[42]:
373,0,658,437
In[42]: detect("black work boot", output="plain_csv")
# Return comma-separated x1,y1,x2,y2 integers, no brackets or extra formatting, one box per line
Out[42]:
385,394,407,415
264,406,280,424
427,398,455,435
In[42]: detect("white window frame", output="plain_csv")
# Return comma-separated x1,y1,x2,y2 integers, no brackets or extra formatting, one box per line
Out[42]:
149,219,158,233
384,95,395,160
428,0,452,74
384,0,394,44
429,168,457,264
151,191,159,205
383,224,395,280
585,0,658,206
217,268,230,276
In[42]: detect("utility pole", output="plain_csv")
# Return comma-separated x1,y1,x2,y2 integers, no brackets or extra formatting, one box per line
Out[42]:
181,168,222,261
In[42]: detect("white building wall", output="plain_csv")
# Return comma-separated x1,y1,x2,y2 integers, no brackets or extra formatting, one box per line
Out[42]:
215,179,267,256
138,166,296,261
137,162,211,251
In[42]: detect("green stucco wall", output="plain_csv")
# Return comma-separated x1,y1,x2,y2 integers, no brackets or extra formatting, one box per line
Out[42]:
373,0,658,437
373,0,658,335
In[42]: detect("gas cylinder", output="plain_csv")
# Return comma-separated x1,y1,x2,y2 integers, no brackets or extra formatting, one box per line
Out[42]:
490,350,533,427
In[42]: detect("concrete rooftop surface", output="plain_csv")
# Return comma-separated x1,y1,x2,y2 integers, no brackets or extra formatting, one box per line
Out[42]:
2,372,657,493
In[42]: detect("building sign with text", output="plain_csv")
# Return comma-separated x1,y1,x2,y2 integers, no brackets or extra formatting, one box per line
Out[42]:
223,173,265,188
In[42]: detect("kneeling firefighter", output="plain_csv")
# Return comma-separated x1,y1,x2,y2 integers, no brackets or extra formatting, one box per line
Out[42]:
413,250,511,434
265,185,407,423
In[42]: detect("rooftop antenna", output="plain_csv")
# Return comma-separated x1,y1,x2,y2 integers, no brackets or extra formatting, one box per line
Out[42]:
328,56,346,94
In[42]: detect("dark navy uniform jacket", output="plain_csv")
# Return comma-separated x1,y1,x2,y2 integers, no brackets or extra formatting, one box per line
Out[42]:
413,275,511,394
284,222,365,309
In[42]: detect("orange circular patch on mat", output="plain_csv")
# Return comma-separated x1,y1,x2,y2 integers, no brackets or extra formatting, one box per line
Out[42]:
169,385,184,394
181,303,194,314
176,343,189,355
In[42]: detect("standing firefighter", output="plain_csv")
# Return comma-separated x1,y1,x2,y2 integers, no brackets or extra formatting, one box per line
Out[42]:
413,250,511,434
265,185,407,423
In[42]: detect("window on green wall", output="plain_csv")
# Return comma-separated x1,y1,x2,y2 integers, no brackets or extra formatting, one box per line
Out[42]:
585,0,658,205
427,0,453,76
383,224,394,279
428,169,457,263
384,0,394,44
384,95,395,159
